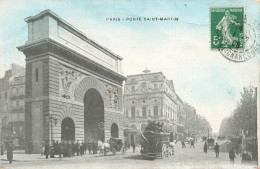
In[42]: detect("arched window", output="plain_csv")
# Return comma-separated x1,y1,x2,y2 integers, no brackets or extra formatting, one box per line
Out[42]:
111,123,119,138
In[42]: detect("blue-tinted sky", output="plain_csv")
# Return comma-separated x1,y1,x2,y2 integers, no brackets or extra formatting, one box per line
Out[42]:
0,0,259,132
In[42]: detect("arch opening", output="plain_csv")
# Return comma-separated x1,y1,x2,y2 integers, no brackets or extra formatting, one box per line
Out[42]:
61,117,75,141
84,88,104,142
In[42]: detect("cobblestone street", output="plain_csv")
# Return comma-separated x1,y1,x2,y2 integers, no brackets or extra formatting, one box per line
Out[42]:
1,141,257,169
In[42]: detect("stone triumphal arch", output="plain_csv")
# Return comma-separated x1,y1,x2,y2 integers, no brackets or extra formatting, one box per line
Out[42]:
17,10,125,153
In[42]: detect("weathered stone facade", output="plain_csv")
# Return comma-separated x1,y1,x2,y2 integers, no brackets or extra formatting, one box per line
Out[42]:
0,64,25,148
123,71,185,144
17,10,125,153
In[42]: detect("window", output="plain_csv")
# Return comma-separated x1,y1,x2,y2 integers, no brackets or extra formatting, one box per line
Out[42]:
16,100,19,107
142,107,147,117
131,107,135,118
141,82,147,89
19,100,24,108
142,100,145,103
35,68,39,83
131,86,135,92
154,83,158,89
154,106,158,117
131,101,135,104
131,78,136,83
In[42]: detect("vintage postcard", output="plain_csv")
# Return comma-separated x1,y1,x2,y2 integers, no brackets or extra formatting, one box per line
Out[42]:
0,0,259,169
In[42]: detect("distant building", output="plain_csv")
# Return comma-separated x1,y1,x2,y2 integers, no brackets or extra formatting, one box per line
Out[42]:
0,64,25,148
123,69,186,146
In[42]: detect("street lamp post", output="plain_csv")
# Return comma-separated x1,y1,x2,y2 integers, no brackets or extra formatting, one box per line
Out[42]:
98,122,104,141
45,114,58,144
207,127,210,140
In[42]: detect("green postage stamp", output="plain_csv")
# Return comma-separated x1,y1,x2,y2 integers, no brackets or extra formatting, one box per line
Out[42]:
210,7,245,50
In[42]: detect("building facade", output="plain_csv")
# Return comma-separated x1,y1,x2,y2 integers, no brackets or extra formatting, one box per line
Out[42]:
123,70,186,145
17,10,125,153
0,64,25,148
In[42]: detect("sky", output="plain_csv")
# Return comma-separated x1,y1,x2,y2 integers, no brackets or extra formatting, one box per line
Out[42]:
0,0,259,133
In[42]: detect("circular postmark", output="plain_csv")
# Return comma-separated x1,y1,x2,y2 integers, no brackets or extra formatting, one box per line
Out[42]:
218,20,260,62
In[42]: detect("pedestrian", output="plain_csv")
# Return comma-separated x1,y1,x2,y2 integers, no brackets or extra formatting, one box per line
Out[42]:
82,140,86,155
61,141,66,157
229,148,235,164
41,141,45,156
1,142,4,155
50,144,55,158
88,141,92,154
67,141,72,158
181,140,186,148
214,142,220,158
132,142,136,153
80,141,84,156
28,140,33,154
92,140,95,154
72,141,76,156
203,142,208,153
7,142,13,164
55,141,59,155
44,140,50,159
58,141,62,159
76,140,80,156
190,139,195,148
94,140,98,154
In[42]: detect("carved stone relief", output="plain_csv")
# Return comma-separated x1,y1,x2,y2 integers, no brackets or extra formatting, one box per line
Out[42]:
59,65,84,99
104,83,118,110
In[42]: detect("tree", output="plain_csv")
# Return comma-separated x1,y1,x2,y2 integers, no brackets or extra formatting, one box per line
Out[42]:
219,87,257,138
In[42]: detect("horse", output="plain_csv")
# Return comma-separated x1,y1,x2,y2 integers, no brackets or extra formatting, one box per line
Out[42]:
97,140,110,155
169,140,177,155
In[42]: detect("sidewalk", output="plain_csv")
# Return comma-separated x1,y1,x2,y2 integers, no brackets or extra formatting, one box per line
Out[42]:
1,147,139,164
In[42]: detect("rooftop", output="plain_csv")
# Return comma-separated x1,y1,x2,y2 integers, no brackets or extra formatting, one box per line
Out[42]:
24,9,123,60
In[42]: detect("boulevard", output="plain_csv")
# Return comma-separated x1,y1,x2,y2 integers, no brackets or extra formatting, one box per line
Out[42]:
1,141,256,169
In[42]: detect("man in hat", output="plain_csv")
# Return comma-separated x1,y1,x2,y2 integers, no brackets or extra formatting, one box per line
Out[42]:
214,142,220,158
7,142,14,163
44,140,50,159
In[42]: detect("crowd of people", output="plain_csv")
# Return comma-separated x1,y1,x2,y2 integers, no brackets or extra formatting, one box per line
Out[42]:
42,140,100,159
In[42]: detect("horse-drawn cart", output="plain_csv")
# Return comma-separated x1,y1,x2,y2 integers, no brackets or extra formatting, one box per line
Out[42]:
140,130,174,159
100,138,126,155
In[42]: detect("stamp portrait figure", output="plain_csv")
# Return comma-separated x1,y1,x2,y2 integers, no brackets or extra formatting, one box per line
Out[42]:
216,10,240,46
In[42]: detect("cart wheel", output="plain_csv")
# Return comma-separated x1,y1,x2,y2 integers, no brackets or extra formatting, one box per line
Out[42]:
161,144,167,159
168,147,172,156
112,148,116,155
122,148,126,155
